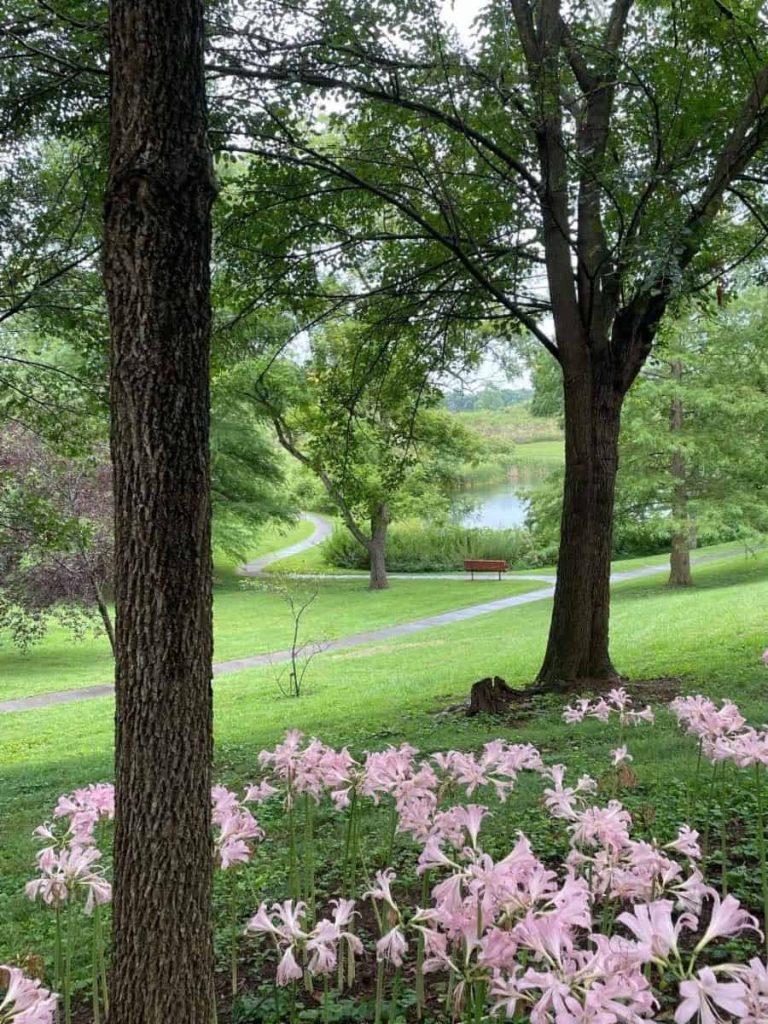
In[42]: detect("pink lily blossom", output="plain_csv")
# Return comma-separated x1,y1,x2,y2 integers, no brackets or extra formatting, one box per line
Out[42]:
675,968,748,1024
0,966,58,1024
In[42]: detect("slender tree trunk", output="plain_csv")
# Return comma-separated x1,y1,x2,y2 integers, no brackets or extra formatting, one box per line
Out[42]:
668,361,694,586
104,1,216,1021
536,358,622,690
91,575,116,657
367,503,389,590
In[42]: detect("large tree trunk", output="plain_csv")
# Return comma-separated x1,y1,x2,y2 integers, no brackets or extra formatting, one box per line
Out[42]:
104,1,216,1021
536,358,622,690
367,503,389,590
668,362,694,587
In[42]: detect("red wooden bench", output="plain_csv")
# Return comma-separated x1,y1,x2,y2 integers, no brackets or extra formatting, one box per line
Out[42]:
464,558,508,580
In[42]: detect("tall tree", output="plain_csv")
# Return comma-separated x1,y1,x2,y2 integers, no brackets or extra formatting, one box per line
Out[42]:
209,0,768,688
529,291,768,577
618,293,768,582
103,0,217,1019
243,319,476,589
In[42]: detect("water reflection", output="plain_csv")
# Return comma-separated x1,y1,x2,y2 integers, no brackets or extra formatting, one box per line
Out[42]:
458,481,530,529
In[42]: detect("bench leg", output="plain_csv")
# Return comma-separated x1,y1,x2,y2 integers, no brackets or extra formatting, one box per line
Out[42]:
498,570,501,581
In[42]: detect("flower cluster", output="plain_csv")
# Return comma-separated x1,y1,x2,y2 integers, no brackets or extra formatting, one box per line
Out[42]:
26,785,114,914
20,720,768,1023
211,786,264,870
245,898,362,985
25,844,111,915
670,695,768,766
563,687,655,726
0,965,57,1024
253,729,357,809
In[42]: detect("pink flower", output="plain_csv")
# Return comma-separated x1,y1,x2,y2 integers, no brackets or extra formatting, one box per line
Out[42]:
51,783,114,846
617,899,697,961
214,808,264,869
478,928,518,969
244,781,278,803
589,699,613,723
694,893,761,952
25,845,111,913
364,869,398,910
458,804,488,848
625,705,655,726
737,957,768,1023
212,788,264,869
675,968,747,1024
376,927,408,966
725,729,768,768
563,699,591,723
0,966,58,1024
608,687,631,710
276,946,303,986
611,746,633,767
570,801,632,851
543,766,596,821
417,836,457,874
667,826,702,861
490,972,523,1017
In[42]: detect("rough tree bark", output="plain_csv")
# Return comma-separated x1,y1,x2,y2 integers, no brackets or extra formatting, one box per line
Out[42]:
367,502,390,590
668,361,694,587
104,0,217,1020
537,355,624,686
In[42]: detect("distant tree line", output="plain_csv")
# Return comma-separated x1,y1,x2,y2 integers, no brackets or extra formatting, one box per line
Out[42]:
443,386,533,414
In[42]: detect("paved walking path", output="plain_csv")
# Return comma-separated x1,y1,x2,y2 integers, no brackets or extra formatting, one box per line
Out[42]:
240,513,334,574
0,518,740,715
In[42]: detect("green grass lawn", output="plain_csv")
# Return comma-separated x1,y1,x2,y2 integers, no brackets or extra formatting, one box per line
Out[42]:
213,517,316,581
513,438,564,466
456,404,562,445
0,568,542,703
2,548,767,957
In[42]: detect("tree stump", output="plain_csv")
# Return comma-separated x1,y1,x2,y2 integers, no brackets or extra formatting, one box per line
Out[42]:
467,676,515,716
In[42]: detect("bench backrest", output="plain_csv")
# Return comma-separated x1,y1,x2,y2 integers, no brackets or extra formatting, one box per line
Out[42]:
464,559,508,571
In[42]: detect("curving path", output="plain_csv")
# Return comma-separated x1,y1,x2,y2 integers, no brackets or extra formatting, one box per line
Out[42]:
0,519,743,715
240,513,334,575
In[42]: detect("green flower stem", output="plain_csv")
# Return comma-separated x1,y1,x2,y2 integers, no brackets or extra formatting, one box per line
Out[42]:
304,793,316,919
323,973,330,1024
702,762,718,858
54,905,63,996
374,960,385,1024
387,967,401,1023
473,979,487,1024
230,870,239,997
415,872,430,1019
385,799,397,867
93,903,108,1015
720,763,729,896
63,899,73,1024
288,798,300,900
755,762,768,958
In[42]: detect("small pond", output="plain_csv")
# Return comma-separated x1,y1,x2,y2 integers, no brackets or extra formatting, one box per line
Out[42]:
458,481,530,530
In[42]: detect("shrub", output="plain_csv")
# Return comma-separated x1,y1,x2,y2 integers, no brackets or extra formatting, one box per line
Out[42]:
321,521,556,573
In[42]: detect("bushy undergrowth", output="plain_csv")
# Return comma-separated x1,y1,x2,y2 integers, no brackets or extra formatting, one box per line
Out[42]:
6,687,768,1024
322,523,557,573
321,517,739,575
